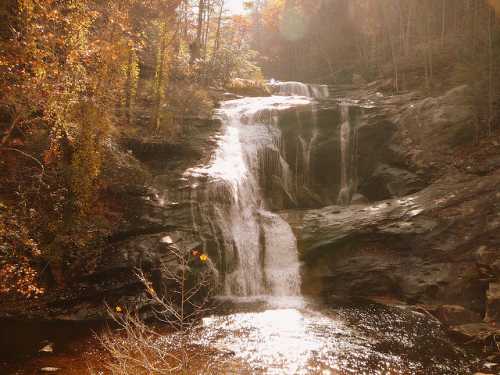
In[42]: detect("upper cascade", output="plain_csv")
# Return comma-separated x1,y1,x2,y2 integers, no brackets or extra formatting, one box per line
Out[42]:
267,80,330,100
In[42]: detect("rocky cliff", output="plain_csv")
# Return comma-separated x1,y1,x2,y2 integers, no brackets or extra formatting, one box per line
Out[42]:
280,84,500,355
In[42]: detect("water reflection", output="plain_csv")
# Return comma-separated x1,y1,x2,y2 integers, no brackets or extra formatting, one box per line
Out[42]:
192,298,473,375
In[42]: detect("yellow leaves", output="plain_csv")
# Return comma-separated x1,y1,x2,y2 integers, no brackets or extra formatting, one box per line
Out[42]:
69,102,107,218
43,145,60,165
115,306,123,313
261,0,286,31
192,250,209,263
34,65,46,79
143,279,157,297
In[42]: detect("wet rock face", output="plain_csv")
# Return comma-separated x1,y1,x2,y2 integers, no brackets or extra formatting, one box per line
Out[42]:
271,98,429,208
283,171,500,314
359,163,425,201
393,85,475,171
276,106,342,207
275,84,500,330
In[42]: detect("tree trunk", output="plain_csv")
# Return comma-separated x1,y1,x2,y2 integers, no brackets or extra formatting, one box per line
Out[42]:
441,0,446,46
488,6,494,136
153,25,167,131
213,0,224,52
203,0,212,58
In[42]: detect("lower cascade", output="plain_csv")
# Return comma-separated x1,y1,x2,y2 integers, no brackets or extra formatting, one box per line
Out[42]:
187,95,312,297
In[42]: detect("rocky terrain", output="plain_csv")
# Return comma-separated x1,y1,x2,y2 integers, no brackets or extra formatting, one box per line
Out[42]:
2,82,500,372
280,84,500,365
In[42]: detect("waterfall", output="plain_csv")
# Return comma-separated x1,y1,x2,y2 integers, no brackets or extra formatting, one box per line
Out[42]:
337,103,358,205
298,105,319,186
187,96,311,297
267,80,330,100
260,210,300,296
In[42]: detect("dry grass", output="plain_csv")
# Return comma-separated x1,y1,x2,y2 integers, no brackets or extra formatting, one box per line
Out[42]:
91,243,221,374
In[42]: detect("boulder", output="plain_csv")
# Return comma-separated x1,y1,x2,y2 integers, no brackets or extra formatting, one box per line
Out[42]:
433,305,482,326
449,323,500,357
383,85,475,176
282,171,500,313
360,163,425,200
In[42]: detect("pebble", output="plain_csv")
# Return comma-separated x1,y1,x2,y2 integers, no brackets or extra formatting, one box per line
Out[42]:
38,343,54,354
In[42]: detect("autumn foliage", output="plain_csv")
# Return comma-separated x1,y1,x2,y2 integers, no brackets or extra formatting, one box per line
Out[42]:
0,0,262,299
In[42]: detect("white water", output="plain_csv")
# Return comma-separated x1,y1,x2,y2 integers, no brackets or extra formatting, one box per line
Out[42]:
298,105,319,186
187,95,313,297
337,103,358,205
267,80,329,100
260,211,301,296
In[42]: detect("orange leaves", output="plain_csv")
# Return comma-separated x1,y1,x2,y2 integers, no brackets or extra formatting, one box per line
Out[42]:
0,260,45,299
43,145,60,165
191,250,209,263
260,0,285,32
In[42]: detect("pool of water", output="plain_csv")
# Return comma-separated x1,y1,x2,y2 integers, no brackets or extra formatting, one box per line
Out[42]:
0,297,477,374
189,296,475,375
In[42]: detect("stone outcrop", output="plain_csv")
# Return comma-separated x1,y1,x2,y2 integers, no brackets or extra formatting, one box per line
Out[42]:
0,114,222,321
283,171,500,312
279,84,500,360
359,163,425,200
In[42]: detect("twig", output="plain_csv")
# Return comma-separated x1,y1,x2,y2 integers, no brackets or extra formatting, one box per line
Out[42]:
1,147,45,176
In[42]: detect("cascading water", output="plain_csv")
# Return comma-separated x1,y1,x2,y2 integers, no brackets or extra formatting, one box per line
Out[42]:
160,86,474,375
260,210,301,296
298,105,319,187
187,95,313,297
337,103,358,205
267,80,330,100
